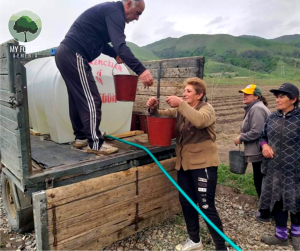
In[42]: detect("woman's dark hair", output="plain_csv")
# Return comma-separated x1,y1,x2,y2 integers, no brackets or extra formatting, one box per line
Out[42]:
254,94,268,107
260,95,268,107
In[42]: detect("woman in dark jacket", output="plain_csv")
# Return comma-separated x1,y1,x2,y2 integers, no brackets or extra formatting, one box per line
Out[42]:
259,83,300,250
234,84,271,222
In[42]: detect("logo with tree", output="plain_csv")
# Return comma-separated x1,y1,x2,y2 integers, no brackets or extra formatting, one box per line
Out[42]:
8,10,42,42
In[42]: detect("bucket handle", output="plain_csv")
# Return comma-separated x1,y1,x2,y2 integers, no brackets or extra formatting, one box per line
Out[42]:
112,63,118,76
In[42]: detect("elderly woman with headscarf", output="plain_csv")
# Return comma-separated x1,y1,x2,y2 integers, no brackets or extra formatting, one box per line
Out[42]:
259,83,300,250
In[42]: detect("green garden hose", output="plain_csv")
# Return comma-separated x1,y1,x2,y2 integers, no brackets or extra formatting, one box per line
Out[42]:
106,134,242,251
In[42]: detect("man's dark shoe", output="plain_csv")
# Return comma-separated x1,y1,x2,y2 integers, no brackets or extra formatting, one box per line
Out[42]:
261,235,288,246
254,211,271,224
291,236,300,251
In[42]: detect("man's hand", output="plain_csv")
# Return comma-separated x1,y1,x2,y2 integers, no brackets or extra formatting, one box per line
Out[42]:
139,70,153,88
262,144,274,159
146,97,159,110
116,56,124,64
234,135,241,146
166,96,182,107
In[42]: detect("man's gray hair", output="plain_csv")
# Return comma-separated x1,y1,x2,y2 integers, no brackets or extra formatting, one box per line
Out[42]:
122,0,143,8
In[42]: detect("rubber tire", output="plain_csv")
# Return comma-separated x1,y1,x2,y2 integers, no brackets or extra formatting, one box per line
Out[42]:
1,172,34,233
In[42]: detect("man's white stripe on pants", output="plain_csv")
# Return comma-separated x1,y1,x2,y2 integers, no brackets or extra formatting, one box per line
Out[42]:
76,53,99,150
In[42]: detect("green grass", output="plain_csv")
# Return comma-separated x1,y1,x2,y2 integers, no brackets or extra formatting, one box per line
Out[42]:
217,164,257,196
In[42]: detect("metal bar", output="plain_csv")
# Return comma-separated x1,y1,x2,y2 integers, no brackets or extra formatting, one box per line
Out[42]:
156,62,162,109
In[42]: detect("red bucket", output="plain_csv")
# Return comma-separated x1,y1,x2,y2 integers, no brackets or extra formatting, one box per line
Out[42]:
113,75,138,102
138,114,148,133
130,112,139,131
147,116,176,147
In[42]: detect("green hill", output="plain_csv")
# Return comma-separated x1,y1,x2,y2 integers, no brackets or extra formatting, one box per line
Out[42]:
271,34,300,44
141,34,300,79
126,42,158,61
143,34,300,57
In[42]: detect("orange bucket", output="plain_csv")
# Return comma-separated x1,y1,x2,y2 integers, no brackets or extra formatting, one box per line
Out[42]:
113,75,138,101
147,116,176,146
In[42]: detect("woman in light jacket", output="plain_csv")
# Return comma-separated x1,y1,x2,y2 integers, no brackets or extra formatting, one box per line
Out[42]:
234,84,271,223
147,77,227,251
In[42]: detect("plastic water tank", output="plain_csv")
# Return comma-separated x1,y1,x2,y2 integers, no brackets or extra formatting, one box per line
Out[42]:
25,54,133,143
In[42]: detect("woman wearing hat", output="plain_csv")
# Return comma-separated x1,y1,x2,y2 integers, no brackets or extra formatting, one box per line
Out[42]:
260,83,300,250
234,84,271,222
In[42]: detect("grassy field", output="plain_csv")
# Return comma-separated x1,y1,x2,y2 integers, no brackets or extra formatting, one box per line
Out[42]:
218,164,257,196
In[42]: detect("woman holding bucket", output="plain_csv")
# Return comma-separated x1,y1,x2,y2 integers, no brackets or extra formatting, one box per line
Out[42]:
259,83,300,250
234,84,271,223
147,77,227,251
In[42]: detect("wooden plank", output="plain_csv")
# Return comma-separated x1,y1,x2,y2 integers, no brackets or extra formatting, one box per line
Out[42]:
47,169,176,223
0,58,8,74
136,78,188,88
0,75,9,90
30,129,40,136
0,102,18,122
110,130,144,138
0,149,22,179
0,136,20,158
0,90,14,102
149,67,199,78
48,187,179,248
0,44,7,59
133,94,174,112
52,203,181,250
0,115,18,133
46,158,176,206
137,84,180,96
0,125,18,146
48,170,177,224
16,64,31,178
33,191,50,251
47,184,176,235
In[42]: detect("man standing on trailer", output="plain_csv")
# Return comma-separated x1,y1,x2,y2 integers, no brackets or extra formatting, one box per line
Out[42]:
55,0,153,155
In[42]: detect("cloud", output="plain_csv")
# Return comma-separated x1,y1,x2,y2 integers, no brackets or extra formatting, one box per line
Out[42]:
206,16,224,26
287,20,300,28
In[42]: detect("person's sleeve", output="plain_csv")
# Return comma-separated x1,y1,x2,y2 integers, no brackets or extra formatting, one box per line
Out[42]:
259,117,269,146
177,101,215,129
239,108,266,142
105,11,146,75
102,43,118,59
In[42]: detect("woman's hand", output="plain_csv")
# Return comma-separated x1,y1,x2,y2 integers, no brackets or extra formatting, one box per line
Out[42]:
146,97,159,110
234,135,241,146
262,144,274,158
166,96,182,107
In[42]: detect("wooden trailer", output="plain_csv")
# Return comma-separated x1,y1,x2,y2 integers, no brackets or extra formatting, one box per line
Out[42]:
0,40,205,250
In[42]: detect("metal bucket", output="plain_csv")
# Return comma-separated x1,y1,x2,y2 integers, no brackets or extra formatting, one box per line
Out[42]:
229,146,248,174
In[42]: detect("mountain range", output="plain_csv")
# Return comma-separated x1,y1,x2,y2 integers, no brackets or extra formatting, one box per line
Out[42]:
38,34,300,79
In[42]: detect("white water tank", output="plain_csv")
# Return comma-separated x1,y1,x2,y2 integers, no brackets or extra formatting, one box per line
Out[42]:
26,55,133,143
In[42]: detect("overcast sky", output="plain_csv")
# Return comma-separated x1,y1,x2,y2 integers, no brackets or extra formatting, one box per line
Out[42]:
1,0,299,51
